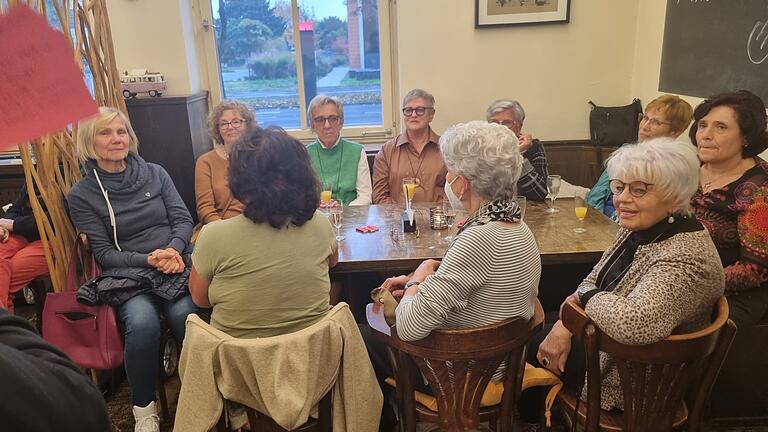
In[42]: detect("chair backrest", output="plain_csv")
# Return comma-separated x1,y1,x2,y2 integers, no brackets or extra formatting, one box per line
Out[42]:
368,298,544,431
561,297,736,432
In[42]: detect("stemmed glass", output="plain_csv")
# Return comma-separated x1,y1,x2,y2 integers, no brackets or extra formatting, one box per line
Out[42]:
573,190,588,233
546,175,562,213
330,201,344,241
442,197,457,241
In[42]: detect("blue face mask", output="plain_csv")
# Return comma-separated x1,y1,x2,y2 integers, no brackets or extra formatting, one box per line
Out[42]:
444,175,465,211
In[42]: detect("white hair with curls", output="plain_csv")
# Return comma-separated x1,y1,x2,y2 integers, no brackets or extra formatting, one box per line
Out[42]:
439,121,523,201
606,137,700,215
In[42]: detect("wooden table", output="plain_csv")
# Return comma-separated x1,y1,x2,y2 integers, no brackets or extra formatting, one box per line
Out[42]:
331,199,618,274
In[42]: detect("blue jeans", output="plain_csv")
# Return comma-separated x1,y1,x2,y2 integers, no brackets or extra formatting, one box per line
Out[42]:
117,293,198,406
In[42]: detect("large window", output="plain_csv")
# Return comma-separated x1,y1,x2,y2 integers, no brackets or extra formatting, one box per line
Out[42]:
198,0,397,142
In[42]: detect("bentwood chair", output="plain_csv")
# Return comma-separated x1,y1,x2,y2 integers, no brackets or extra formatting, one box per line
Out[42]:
367,298,545,432
556,297,736,432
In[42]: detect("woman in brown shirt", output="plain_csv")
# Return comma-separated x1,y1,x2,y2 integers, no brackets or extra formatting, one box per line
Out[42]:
194,101,255,227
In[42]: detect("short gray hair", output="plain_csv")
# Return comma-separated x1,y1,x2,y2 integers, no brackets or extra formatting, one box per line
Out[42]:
606,137,699,215
439,121,523,201
403,88,435,108
307,94,344,127
485,99,526,123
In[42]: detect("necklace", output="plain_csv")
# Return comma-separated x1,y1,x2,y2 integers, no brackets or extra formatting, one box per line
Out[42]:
315,140,344,191
700,160,753,193
404,142,428,186
215,145,229,160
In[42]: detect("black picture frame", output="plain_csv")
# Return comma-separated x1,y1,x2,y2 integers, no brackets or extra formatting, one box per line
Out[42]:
475,0,571,28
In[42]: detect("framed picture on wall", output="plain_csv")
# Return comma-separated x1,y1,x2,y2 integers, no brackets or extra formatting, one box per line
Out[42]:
475,0,571,27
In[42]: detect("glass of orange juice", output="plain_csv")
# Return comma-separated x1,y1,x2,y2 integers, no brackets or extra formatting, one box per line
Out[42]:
573,190,588,233
320,181,332,211
402,177,416,208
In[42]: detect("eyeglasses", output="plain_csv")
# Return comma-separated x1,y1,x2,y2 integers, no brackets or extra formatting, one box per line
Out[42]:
218,119,246,129
402,106,433,117
313,115,341,126
609,180,653,198
489,119,520,129
638,113,671,129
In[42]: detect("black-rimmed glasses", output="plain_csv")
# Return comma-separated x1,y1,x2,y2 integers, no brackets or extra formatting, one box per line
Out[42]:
313,115,341,125
218,119,246,129
609,180,653,198
402,106,433,117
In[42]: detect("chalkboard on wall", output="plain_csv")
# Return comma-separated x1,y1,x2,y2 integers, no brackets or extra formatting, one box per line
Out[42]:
659,0,768,102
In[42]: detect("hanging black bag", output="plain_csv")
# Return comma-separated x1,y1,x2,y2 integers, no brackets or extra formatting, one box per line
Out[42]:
588,99,642,166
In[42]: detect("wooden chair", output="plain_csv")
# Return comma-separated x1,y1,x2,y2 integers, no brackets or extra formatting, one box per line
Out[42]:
215,392,332,432
366,298,545,432
556,297,737,432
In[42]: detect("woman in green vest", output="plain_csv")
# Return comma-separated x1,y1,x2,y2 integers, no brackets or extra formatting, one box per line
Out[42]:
306,95,372,206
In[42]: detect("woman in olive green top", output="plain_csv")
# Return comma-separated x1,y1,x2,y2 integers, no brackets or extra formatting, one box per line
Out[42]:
190,127,338,338
306,95,372,206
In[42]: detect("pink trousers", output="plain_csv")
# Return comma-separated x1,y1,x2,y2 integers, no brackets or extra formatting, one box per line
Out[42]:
0,234,49,313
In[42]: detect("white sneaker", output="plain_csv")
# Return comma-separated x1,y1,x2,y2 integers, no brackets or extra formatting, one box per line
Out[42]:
133,401,160,432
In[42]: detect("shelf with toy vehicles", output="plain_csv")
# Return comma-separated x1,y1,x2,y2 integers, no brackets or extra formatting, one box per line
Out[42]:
120,69,166,98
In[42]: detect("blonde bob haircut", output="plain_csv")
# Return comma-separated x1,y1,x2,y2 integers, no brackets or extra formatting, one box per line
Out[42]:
76,107,139,162
606,137,699,215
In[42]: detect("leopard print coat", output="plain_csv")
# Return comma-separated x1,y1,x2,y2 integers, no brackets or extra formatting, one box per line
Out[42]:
579,227,725,411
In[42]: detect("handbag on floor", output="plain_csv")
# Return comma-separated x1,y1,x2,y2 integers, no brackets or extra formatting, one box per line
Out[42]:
42,235,123,370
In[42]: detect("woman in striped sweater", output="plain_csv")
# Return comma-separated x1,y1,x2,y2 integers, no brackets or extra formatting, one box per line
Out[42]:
382,120,541,341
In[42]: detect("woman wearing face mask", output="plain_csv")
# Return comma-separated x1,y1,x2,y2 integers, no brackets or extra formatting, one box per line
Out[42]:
368,121,541,429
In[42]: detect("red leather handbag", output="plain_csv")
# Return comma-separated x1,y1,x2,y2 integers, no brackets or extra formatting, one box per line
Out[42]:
42,236,124,370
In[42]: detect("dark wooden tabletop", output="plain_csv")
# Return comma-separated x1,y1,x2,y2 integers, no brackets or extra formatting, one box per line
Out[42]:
330,199,618,274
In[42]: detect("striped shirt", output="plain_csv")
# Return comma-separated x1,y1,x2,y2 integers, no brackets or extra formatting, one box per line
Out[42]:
396,222,541,342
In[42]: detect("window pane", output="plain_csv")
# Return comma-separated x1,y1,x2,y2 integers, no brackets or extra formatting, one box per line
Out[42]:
212,0,300,129
298,0,382,127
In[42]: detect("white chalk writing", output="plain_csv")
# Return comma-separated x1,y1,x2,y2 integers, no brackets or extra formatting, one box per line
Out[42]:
747,18,768,65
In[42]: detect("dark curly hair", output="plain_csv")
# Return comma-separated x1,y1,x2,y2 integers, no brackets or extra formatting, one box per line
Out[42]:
228,127,320,228
689,90,768,158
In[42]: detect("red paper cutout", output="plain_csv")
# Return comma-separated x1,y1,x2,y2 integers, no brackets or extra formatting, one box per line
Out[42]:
0,5,97,150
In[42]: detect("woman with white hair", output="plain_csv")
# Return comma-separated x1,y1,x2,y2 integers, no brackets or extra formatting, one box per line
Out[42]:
370,121,541,429
535,137,724,411
306,94,372,206
486,99,549,201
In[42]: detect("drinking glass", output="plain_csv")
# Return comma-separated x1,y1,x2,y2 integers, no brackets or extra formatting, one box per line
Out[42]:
320,181,333,215
546,175,562,213
330,204,344,241
402,177,416,209
441,197,457,241
573,190,588,233
515,196,527,221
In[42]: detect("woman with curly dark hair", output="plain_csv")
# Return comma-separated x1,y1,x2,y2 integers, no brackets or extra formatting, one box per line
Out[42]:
189,127,338,338
690,90,768,328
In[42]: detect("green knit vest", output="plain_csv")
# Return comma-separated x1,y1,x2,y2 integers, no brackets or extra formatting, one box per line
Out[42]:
307,138,362,206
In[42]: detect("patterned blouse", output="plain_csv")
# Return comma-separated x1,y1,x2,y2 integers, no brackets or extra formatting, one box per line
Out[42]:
691,160,768,294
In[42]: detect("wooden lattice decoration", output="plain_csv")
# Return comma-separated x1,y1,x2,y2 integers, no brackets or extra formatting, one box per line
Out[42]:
1,0,125,292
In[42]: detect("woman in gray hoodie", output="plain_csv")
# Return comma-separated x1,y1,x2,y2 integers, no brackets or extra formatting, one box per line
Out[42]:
68,107,197,432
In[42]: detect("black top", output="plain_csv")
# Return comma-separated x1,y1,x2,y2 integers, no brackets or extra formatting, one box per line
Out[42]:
581,214,703,307
3,184,41,241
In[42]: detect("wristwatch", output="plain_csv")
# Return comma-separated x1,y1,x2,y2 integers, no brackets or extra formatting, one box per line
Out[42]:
577,284,599,306
405,280,421,289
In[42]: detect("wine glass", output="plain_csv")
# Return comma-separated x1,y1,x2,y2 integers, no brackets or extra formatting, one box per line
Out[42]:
546,175,562,213
515,195,527,221
330,203,344,241
573,190,588,233
442,197,457,241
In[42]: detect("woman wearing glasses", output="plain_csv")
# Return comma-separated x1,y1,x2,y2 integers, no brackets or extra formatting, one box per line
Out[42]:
193,101,256,240
372,89,447,204
534,138,723,411
690,90,768,328
306,95,372,206
586,95,693,219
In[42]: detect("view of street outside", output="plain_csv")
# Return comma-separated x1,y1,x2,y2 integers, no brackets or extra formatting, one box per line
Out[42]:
213,0,383,129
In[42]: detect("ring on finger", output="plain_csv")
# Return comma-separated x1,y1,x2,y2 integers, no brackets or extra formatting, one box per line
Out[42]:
541,357,550,367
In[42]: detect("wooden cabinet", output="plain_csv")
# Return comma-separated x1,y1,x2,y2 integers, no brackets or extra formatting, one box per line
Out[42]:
125,92,211,222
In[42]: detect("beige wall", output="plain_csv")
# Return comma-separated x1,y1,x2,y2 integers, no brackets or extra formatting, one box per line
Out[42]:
396,0,639,140
106,0,204,95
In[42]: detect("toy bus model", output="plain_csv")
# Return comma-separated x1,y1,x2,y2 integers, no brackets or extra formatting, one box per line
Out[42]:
120,69,166,98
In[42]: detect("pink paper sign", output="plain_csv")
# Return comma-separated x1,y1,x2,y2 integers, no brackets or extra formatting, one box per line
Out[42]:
0,5,97,150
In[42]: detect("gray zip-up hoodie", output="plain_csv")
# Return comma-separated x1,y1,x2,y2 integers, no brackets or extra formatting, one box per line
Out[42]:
67,153,193,269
